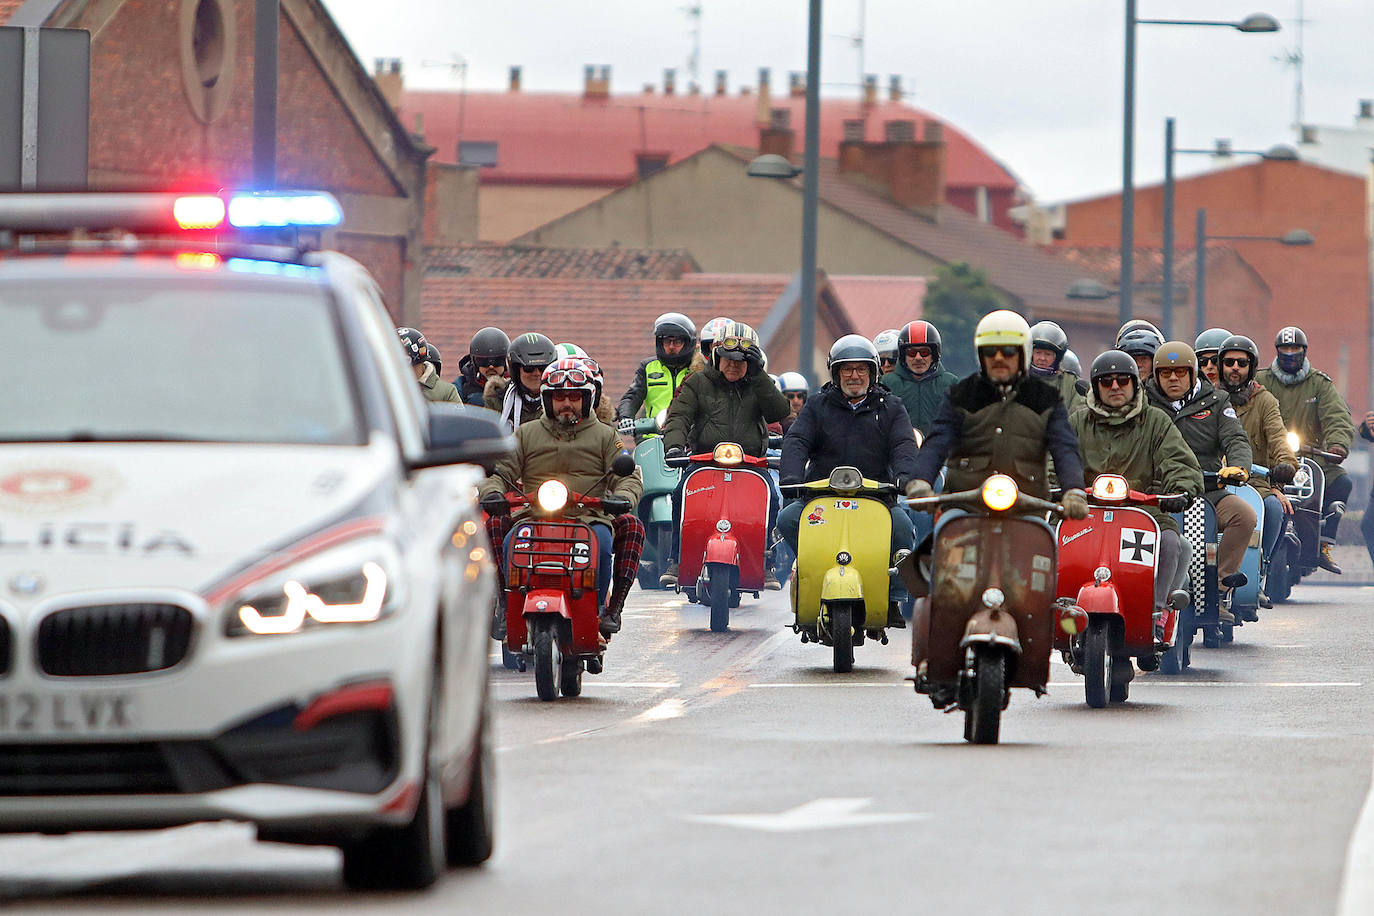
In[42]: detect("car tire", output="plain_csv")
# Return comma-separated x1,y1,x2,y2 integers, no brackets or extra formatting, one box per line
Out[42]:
446,684,495,866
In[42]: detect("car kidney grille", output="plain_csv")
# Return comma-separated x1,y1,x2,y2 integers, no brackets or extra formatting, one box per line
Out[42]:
38,604,194,676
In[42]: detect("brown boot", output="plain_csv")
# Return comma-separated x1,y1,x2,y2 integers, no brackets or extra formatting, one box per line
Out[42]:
1319,541,1343,574
600,576,634,636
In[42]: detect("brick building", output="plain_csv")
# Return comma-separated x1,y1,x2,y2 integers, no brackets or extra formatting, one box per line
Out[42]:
1057,159,1369,403
3,0,430,322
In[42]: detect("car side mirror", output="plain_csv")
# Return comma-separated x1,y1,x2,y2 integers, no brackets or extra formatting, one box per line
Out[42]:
611,452,636,477
410,403,514,471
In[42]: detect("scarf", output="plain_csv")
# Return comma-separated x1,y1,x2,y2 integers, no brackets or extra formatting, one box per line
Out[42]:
1087,383,1144,422
1269,357,1312,386
1227,379,1259,407
1169,379,1201,412
500,381,541,429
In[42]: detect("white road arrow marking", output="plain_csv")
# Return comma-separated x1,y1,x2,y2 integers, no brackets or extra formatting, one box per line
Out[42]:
685,797,927,832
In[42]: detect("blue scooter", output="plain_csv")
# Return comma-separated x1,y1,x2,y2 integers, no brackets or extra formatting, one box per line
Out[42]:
630,414,682,589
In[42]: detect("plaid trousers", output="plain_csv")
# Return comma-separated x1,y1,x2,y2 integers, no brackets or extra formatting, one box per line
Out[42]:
485,512,646,591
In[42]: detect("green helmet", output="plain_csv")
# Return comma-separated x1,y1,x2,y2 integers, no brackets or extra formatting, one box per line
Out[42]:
1193,327,1232,357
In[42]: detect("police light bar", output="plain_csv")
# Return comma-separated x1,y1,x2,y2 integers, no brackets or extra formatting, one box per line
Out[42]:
0,190,343,233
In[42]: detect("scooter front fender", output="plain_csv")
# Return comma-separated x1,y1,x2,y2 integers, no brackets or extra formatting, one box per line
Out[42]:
959,607,1021,654
703,533,740,567
648,494,674,524
1075,583,1122,619
522,590,572,620
821,564,864,602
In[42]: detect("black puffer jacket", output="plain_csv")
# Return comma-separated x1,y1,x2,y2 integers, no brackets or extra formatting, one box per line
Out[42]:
1144,377,1252,478
662,363,790,458
780,382,920,502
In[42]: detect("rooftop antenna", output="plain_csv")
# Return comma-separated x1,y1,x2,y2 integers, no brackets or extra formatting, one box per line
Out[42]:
421,53,469,143
1275,0,1311,133
681,3,702,94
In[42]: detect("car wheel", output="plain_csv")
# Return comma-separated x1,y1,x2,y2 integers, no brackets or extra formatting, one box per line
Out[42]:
446,683,495,866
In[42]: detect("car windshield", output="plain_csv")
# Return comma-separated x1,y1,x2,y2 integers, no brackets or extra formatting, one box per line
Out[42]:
0,275,364,444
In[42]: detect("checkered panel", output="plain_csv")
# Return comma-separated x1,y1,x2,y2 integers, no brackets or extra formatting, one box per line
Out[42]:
1182,502,1207,590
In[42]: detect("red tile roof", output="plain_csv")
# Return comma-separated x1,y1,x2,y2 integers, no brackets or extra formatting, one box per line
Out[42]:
0,0,27,23
422,273,800,396
827,276,927,338
426,243,698,279
1051,244,1266,289
400,90,1017,192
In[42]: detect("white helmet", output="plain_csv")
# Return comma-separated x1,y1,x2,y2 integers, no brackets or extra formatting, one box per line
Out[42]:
973,310,1033,375
778,371,809,394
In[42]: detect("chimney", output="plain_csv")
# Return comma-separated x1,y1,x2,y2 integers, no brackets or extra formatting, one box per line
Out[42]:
923,120,943,143
863,74,878,107
1300,124,1318,144
759,107,795,160
689,81,701,97
584,65,610,100
664,68,676,95
838,117,946,214
756,67,772,126
888,75,902,102
643,83,655,95
789,71,806,98
373,58,403,110
509,66,522,92
1359,99,1373,122
715,69,728,97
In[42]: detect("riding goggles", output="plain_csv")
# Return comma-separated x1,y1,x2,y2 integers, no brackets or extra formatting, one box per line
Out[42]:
716,335,757,352
544,366,593,386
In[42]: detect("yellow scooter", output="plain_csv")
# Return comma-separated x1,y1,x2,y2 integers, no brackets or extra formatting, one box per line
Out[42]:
783,466,902,672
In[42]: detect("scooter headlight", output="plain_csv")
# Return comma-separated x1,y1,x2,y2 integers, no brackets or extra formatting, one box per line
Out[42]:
981,474,1019,511
1287,431,1301,452
981,587,1005,608
828,466,863,490
536,479,569,512
1091,474,1128,502
1094,566,1112,583
713,443,744,466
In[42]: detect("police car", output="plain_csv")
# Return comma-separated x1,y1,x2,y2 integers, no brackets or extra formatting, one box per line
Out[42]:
0,191,511,889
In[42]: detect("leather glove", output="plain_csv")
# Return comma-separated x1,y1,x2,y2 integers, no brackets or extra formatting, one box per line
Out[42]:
616,417,635,435
1328,444,1349,464
1156,494,1191,514
1218,466,1249,484
665,446,688,459
601,496,632,515
480,492,509,516
1061,488,1090,520
905,479,935,500
1268,462,1296,486
744,347,766,376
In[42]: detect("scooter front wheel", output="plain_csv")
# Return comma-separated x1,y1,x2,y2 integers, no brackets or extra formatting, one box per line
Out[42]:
829,603,854,673
1082,619,1111,709
532,619,560,702
965,647,1005,745
707,563,732,632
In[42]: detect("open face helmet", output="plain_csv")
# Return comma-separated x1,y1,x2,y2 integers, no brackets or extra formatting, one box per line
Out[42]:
873,329,900,372
712,321,761,370
1089,349,1139,399
897,320,942,366
1218,333,1260,391
1274,326,1308,374
1117,319,1162,347
1153,341,1198,390
397,327,431,366
973,310,1032,377
827,334,880,390
541,356,599,419
700,316,731,359
778,371,809,396
1061,349,1083,377
1028,320,1068,376
469,326,510,367
508,332,558,395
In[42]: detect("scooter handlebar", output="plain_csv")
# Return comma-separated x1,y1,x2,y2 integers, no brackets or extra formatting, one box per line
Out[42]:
900,489,1064,518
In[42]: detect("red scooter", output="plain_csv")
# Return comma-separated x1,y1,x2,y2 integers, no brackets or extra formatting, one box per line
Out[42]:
666,442,776,632
1054,474,1187,707
500,455,635,701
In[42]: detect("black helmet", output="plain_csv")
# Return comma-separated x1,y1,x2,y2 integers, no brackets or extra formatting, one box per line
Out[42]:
1116,319,1162,347
897,320,942,364
1090,349,1140,386
654,312,697,369
1118,328,1163,359
1029,320,1068,376
1219,333,1259,390
397,327,431,366
1275,326,1308,349
1061,349,1083,377
827,334,880,390
425,342,443,375
469,326,510,365
508,332,558,394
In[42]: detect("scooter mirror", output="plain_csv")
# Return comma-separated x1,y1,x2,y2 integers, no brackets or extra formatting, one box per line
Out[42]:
611,453,637,477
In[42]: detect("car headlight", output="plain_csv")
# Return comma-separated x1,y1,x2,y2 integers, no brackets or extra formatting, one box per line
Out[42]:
222,539,403,637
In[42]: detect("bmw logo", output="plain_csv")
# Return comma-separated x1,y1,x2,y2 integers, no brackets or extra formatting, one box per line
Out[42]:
9,572,42,596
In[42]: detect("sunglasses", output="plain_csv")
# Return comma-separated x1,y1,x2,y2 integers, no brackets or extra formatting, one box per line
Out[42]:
1156,366,1191,380
474,357,505,368
1097,374,1134,389
879,358,896,369
980,346,1020,359
519,364,547,375
787,392,807,401
1199,355,1218,367
1222,357,1249,368
544,366,592,386
905,346,934,358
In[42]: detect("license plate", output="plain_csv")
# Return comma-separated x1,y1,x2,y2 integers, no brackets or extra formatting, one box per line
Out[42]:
0,692,137,735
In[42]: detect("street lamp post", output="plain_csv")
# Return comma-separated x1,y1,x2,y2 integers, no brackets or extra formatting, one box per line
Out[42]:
1161,129,1297,340
1119,8,1278,325
1193,211,1314,336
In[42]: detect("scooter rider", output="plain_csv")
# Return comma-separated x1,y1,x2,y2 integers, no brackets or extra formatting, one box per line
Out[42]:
1119,327,1165,381
1194,327,1232,387
1145,342,1255,622
479,357,646,637
699,316,731,364
1061,349,1084,379
881,320,959,437
455,326,509,406
874,329,901,376
907,310,1089,519
398,327,463,404
1219,334,1297,602
486,332,558,430
1258,326,1355,573
778,371,810,433
779,335,921,627
1070,350,1203,629
616,312,699,436
659,322,790,589
1029,320,1087,411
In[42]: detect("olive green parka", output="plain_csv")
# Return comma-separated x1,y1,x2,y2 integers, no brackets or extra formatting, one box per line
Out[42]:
1069,384,1203,534
1227,380,1296,491
1257,360,1355,482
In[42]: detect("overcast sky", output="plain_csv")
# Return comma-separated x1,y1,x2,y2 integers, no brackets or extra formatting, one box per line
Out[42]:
324,0,1371,203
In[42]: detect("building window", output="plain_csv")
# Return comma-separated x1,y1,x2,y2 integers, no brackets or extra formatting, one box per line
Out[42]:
180,0,237,124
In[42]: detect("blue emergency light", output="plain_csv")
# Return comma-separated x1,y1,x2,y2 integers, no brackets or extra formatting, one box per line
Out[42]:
0,190,344,234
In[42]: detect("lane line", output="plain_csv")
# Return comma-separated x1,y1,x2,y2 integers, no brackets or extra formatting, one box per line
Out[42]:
1051,681,1361,688
1337,746,1374,916
495,681,680,689
748,683,903,689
